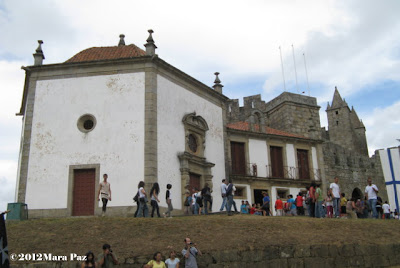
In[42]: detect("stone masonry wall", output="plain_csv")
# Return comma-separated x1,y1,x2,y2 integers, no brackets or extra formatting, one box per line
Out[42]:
323,142,388,201
12,243,400,267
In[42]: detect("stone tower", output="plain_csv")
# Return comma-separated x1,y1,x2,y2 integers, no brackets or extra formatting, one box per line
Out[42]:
265,92,322,140
326,87,368,156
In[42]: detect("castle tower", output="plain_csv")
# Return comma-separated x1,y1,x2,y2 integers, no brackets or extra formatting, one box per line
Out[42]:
326,87,368,156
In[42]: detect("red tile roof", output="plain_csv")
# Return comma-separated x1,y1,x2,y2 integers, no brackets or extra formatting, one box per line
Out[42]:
226,121,308,139
65,44,146,63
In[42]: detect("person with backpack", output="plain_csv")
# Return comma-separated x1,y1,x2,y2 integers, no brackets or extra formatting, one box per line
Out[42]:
137,181,148,217
201,183,212,215
183,191,192,215
164,184,173,218
225,180,234,216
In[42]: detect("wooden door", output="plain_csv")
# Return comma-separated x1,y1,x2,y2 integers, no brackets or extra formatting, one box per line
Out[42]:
230,142,246,175
270,146,284,178
72,169,95,216
297,149,310,180
189,173,201,193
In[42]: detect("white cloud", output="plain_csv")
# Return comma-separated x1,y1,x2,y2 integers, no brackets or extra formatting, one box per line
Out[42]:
362,101,400,155
0,160,17,212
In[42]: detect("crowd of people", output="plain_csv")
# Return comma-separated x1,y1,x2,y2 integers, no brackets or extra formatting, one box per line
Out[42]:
81,238,201,268
236,176,399,219
98,173,398,220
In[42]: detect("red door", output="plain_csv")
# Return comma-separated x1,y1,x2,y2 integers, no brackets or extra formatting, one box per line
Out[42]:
231,142,246,175
189,173,201,193
297,149,310,180
270,146,284,178
72,169,95,216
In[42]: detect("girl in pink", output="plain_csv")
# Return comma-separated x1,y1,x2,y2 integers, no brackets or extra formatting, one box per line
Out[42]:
325,191,333,218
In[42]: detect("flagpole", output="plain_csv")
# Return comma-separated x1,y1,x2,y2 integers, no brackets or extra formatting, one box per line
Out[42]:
292,44,299,93
303,53,310,96
279,46,287,92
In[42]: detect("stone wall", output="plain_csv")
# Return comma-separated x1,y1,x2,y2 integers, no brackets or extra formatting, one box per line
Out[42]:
12,243,400,267
322,142,388,201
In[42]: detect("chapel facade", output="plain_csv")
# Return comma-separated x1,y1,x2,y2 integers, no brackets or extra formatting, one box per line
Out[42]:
14,31,387,218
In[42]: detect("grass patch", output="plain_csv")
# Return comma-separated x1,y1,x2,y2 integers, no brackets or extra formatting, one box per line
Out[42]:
6,215,400,259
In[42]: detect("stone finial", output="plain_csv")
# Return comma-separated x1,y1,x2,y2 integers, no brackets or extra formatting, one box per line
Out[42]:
144,29,157,56
118,34,125,46
213,72,223,94
33,40,45,66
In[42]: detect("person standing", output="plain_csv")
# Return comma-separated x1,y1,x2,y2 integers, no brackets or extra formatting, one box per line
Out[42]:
144,252,166,268
225,180,234,216
183,191,192,215
201,183,212,215
164,184,173,218
365,177,379,219
150,182,161,218
137,181,148,217
97,244,119,267
330,177,341,218
287,195,297,216
219,179,228,212
296,192,304,216
165,250,180,268
325,191,333,218
309,182,316,217
97,174,112,217
261,192,270,216
383,201,391,219
340,193,347,215
182,237,202,268
315,184,324,218
275,196,283,216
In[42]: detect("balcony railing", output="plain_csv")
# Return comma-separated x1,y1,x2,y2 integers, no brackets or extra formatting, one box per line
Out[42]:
229,162,320,181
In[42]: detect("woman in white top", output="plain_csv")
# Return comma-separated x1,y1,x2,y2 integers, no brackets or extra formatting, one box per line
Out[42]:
165,250,180,268
97,174,111,217
137,181,148,217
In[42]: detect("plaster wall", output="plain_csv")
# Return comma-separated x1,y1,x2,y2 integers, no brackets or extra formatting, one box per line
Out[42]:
25,73,145,209
248,139,268,177
157,75,225,210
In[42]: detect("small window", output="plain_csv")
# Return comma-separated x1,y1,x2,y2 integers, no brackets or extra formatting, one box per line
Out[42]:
277,189,289,200
77,114,96,133
335,111,338,115
234,186,246,199
188,134,198,153
336,121,339,125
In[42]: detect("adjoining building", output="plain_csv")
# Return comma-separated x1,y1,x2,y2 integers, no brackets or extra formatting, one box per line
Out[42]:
14,31,388,217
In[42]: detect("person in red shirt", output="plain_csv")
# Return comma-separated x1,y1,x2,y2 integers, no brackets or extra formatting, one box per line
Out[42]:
250,204,257,215
296,192,305,216
275,196,283,216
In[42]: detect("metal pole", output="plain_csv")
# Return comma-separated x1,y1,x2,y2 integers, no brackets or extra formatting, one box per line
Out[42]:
279,46,287,92
292,44,299,93
303,53,310,96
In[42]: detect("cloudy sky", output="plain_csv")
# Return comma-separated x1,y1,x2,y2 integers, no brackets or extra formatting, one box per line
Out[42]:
0,0,399,211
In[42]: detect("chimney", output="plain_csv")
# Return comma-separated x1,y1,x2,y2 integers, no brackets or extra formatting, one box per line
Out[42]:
144,29,157,56
212,72,223,94
118,34,125,46
33,40,45,66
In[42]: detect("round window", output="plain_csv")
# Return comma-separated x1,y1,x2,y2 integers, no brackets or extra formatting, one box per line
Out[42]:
77,114,97,133
188,134,198,153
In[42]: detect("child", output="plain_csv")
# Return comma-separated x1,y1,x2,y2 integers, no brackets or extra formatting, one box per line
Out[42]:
325,192,333,218
250,204,257,215
240,200,248,214
340,193,347,215
165,250,180,268
383,201,390,219
164,184,173,218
